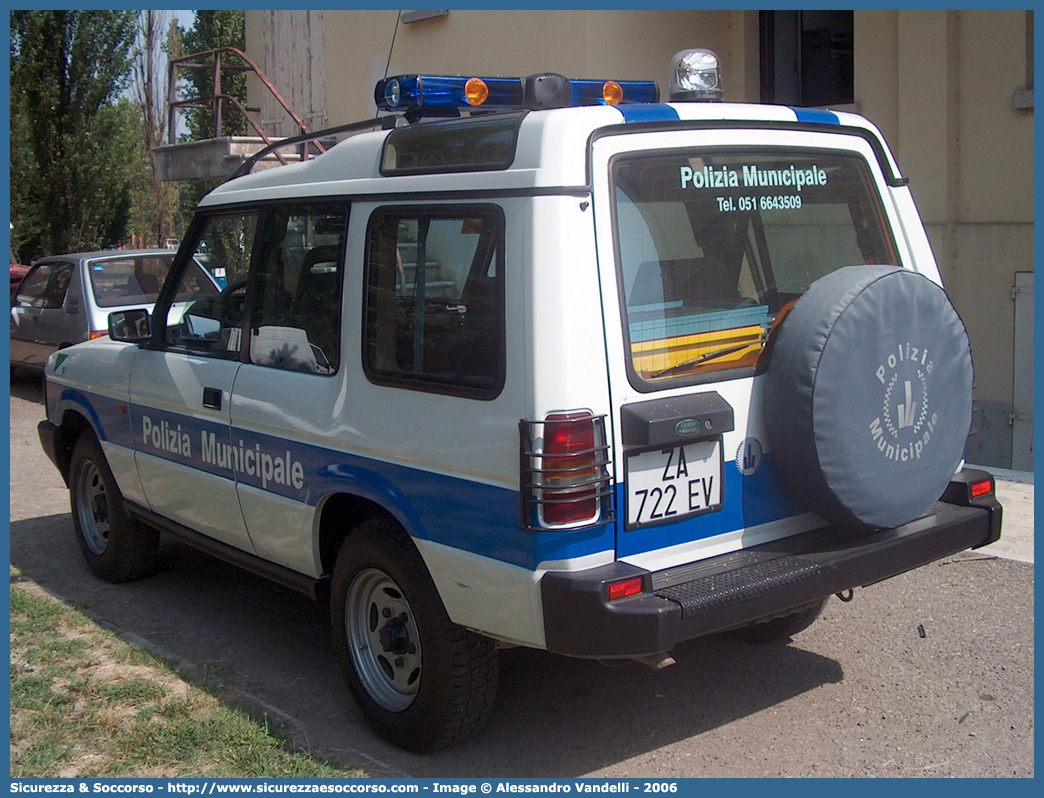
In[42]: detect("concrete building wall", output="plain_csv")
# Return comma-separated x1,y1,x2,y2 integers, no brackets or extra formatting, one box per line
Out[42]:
855,10,1034,467
248,10,327,136
244,9,1033,469
250,10,758,128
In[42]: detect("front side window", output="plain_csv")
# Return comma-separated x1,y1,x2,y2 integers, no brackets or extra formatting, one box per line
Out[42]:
613,149,897,387
164,213,255,357
364,206,504,398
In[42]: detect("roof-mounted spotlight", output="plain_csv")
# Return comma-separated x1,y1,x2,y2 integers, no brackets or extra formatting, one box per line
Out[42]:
669,48,723,102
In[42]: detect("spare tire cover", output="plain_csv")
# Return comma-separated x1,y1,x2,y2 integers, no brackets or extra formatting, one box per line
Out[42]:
764,265,973,529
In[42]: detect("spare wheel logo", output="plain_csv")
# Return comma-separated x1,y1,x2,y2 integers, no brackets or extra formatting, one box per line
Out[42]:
868,342,939,463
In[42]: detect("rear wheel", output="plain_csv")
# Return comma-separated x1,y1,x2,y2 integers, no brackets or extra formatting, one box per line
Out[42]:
69,430,159,582
330,518,499,753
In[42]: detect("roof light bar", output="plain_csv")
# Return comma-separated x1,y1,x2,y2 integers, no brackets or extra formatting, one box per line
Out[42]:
376,75,524,113
375,73,660,114
571,79,659,106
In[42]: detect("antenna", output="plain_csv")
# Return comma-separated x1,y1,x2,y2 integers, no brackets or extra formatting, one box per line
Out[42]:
384,11,401,80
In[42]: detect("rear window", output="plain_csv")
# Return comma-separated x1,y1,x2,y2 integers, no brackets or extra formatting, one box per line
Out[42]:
612,149,898,388
89,254,181,308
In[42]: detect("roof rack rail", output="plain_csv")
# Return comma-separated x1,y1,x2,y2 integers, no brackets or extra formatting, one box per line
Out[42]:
229,115,401,180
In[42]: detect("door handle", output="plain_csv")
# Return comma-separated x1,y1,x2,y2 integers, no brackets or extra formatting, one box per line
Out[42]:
202,387,222,410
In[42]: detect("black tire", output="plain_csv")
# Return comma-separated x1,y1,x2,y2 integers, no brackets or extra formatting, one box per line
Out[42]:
69,430,159,583
729,600,826,644
765,265,973,529
330,518,499,753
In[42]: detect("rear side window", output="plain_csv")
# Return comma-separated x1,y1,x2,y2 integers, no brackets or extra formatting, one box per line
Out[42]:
612,149,898,387
364,206,505,398
248,204,347,375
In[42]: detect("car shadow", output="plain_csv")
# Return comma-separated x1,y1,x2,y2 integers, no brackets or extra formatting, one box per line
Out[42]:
9,508,844,778
9,367,45,404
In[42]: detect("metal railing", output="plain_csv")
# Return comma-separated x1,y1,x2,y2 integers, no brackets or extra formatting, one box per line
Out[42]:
166,46,326,166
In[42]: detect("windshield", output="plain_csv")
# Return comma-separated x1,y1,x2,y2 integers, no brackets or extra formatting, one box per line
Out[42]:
612,149,898,386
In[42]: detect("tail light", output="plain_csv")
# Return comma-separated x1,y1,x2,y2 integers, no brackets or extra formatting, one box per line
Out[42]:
542,412,598,525
942,470,997,505
970,479,993,498
941,468,1002,548
607,576,644,601
520,412,613,529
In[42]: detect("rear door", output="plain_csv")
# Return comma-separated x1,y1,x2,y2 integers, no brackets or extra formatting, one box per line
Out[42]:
590,126,905,567
227,202,350,577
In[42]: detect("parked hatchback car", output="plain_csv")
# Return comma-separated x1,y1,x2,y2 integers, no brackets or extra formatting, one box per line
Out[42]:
10,249,216,372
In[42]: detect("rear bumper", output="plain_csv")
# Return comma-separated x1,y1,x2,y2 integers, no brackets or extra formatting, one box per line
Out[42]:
541,476,1001,658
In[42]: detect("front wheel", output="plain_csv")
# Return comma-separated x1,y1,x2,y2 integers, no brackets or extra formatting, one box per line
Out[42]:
69,430,159,582
330,518,499,753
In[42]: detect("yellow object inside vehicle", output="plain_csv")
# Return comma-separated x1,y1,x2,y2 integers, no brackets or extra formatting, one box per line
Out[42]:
632,323,765,378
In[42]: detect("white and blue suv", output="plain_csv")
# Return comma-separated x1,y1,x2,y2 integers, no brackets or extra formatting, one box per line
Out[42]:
39,51,1002,752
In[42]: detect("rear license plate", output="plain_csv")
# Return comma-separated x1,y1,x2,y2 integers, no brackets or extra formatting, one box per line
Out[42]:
625,440,723,529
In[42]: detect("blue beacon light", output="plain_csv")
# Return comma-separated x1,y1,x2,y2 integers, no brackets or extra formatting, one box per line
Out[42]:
375,73,659,113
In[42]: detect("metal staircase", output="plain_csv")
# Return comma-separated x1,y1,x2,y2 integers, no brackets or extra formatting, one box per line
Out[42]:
154,46,328,182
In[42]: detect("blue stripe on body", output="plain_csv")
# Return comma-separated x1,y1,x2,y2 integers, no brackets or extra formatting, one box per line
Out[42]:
615,451,806,558
59,388,130,446
63,389,806,571
130,402,235,480
790,107,840,126
308,459,611,571
64,388,614,571
618,104,681,125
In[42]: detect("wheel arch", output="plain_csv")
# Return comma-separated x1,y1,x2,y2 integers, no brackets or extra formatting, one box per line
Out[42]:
315,491,425,583
51,407,96,484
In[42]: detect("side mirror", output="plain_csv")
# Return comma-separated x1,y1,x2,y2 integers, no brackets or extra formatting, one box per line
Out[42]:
108,309,151,343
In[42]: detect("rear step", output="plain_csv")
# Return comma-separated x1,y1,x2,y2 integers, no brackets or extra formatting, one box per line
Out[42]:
541,498,999,658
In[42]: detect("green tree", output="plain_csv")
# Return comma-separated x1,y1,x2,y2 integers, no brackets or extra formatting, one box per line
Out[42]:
10,10,139,259
175,10,247,213
129,10,185,247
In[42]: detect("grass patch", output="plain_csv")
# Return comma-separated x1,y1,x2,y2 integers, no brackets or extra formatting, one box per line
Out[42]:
10,577,366,779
